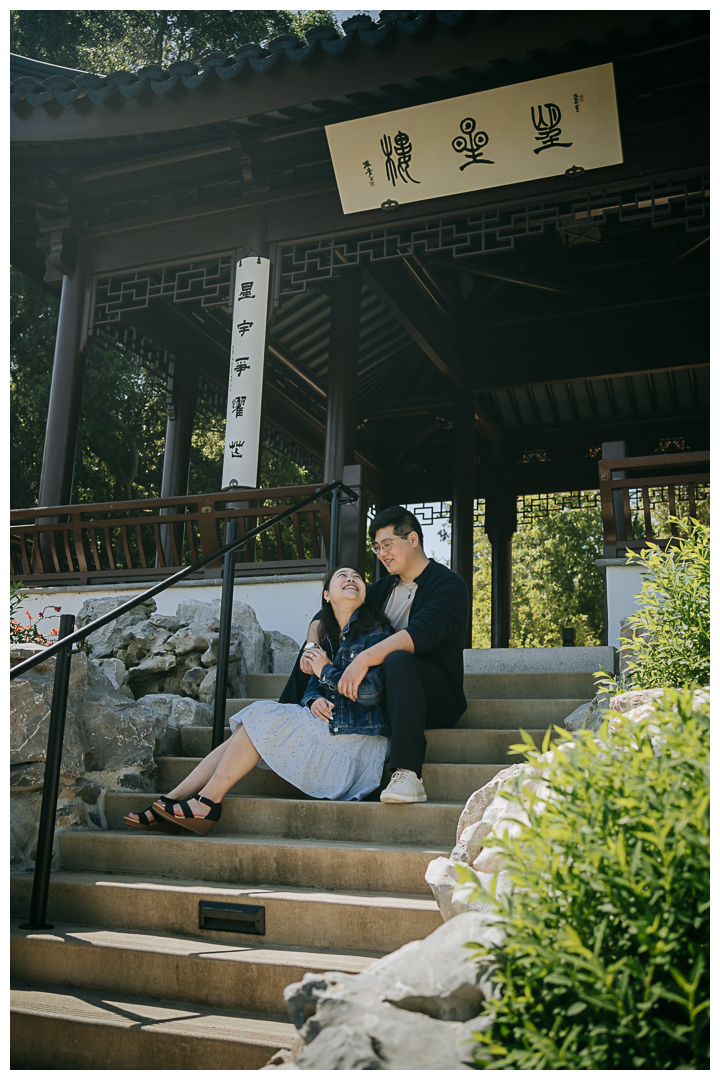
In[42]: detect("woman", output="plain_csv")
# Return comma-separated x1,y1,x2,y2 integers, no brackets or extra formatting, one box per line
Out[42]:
124,567,392,836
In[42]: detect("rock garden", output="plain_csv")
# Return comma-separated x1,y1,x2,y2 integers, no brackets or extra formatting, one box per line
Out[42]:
10,594,298,870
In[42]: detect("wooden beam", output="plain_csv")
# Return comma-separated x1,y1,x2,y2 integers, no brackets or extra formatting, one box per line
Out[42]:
428,254,600,300
473,359,710,394
360,260,504,444
361,396,454,420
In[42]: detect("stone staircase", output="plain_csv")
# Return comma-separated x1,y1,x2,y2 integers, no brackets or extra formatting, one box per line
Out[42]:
11,657,602,1069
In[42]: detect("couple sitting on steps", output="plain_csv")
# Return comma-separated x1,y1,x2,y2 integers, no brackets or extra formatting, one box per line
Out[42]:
125,506,468,836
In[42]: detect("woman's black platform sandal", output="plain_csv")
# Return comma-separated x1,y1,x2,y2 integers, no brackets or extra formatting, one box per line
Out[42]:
123,797,182,834
152,794,222,837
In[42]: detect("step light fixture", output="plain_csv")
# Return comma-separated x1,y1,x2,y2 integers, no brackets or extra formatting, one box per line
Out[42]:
198,900,265,935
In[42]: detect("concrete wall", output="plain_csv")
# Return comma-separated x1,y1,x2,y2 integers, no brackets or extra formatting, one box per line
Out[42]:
595,559,646,650
15,574,325,646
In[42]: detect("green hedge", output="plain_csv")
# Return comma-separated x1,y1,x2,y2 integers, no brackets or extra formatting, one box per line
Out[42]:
455,692,710,1070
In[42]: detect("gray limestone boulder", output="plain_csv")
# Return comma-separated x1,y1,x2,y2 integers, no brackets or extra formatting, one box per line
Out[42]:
136,693,213,755
426,763,553,922
165,621,218,656
174,599,213,626
10,647,167,870
10,791,44,869
270,912,503,1070
265,630,301,674
211,599,267,673
147,614,181,632
11,663,86,780
75,596,157,659
455,763,540,844
563,691,612,732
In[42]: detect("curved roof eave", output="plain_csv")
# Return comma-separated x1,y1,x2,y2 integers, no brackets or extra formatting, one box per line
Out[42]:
10,11,470,142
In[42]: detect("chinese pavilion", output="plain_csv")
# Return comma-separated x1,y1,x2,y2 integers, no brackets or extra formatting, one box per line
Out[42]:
10,9,710,645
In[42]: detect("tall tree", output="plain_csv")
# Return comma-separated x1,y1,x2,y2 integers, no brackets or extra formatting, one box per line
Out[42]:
472,506,606,648
10,9,340,72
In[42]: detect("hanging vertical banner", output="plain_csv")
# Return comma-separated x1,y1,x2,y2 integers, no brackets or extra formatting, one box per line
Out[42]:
222,256,270,489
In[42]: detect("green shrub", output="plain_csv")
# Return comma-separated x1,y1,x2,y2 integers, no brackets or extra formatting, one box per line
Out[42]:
455,692,710,1070
619,517,709,690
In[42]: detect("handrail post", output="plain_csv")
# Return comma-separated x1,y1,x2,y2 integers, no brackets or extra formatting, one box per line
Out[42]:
328,483,341,568
20,613,75,930
212,518,238,751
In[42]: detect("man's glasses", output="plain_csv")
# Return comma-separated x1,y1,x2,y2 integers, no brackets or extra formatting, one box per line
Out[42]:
371,533,411,555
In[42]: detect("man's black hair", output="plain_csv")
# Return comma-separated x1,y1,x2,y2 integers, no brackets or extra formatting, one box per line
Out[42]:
368,505,424,549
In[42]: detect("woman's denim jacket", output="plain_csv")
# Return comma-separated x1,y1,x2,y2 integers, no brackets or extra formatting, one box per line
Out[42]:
300,611,391,737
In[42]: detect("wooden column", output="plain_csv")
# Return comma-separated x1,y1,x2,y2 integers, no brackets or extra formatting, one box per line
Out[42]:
160,358,198,502
451,389,476,648
37,245,88,509
324,269,361,486
339,463,367,571
485,489,517,649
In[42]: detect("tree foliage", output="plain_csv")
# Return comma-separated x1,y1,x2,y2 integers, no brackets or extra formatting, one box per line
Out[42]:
455,692,710,1070
619,518,710,690
10,268,312,510
472,506,605,648
10,9,339,73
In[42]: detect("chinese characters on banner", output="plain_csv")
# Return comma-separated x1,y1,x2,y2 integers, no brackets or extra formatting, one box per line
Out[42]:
221,256,270,489
325,64,623,215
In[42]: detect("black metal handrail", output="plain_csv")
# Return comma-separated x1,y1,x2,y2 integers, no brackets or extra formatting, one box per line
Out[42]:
12,479,358,929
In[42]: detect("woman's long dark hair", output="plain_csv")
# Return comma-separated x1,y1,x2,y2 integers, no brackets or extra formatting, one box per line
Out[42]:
317,566,392,655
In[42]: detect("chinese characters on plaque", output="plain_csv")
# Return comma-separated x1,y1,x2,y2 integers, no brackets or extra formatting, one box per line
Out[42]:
221,256,270,489
325,63,623,215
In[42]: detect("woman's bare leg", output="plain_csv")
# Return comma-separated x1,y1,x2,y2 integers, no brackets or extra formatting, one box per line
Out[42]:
126,735,233,825
165,740,231,801
165,725,261,821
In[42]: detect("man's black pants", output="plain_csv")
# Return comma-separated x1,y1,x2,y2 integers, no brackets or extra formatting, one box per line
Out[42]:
279,649,460,779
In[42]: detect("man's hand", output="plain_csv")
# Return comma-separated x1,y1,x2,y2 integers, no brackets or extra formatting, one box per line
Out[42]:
309,698,334,723
337,653,370,701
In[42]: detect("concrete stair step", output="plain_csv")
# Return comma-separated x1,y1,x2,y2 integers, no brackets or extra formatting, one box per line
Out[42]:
10,984,295,1070
245,674,289,698
243,671,599,702
425,727,545,764
106,792,461,847
58,831,446,894
224,696,581,730
462,671,598,699
159,756,310,800
157,756,508,805
11,871,442,955
456,698,584,729
11,921,376,1015
181,723,546,765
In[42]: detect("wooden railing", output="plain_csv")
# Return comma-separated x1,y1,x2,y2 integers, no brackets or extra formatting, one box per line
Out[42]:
10,485,331,585
598,451,710,558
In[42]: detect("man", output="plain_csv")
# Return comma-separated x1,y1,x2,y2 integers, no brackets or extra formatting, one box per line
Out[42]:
281,506,468,803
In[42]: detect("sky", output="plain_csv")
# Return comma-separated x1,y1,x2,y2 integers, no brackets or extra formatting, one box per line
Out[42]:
332,9,381,20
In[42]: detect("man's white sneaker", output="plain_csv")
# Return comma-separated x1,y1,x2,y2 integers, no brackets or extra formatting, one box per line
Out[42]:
380,769,427,803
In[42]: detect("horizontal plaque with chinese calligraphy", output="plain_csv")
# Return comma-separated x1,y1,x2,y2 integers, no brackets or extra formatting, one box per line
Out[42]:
222,256,270,489
326,63,623,215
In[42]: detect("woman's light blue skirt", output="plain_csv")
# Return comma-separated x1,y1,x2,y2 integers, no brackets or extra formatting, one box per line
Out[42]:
229,700,389,801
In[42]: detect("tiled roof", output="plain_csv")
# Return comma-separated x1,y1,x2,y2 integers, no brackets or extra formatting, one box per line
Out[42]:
10,11,468,107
